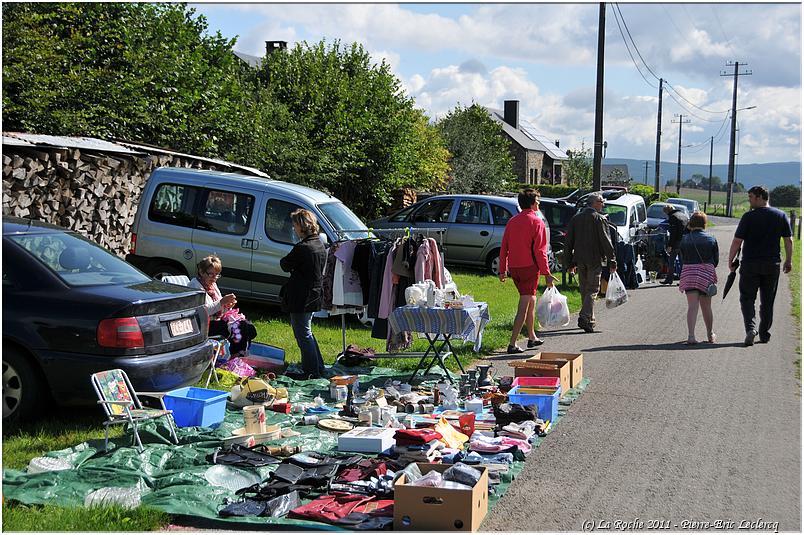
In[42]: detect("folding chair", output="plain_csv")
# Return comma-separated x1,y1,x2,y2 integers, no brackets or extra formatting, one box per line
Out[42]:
205,338,229,388
91,369,179,452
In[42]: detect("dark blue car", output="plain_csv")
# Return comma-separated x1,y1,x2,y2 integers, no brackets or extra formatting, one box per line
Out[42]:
3,217,213,426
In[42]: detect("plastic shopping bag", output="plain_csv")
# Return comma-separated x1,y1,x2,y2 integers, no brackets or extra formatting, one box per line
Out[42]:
537,287,570,327
605,272,629,309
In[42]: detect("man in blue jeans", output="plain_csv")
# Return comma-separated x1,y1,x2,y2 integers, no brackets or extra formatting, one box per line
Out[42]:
727,186,794,347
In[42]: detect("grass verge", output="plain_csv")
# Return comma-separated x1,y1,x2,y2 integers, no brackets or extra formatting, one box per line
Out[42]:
2,267,581,530
791,235,801,381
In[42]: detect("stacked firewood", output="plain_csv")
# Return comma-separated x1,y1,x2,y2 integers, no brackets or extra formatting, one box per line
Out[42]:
2,146,236,256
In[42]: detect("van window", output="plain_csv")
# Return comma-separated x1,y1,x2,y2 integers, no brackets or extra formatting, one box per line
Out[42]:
318,202,368,240
265,199,304,245
455,200,490,225
196,189,254,236
603,205,627,226
491,204,514,226
636,202,647,222
149,183,199,228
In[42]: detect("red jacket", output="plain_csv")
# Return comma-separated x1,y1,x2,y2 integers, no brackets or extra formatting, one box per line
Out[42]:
499,208,551,275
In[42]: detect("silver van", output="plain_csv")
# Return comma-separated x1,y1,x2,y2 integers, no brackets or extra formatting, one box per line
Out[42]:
126,167,368,303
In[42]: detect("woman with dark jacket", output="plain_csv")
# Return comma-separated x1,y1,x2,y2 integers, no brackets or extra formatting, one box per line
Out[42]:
678,211,719,344
280,209,328,378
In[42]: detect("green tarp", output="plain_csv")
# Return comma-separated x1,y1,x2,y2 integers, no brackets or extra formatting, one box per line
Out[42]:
2,364,589,530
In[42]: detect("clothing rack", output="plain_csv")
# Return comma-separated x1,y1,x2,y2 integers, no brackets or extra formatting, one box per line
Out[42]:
329,227,447,357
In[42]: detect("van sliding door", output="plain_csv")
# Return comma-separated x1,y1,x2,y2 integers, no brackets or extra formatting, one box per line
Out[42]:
250,197,306,302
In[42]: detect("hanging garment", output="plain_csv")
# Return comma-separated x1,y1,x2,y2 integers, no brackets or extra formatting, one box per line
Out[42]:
334,240,364,306
353,241,373,304
366,241,392,318
377,242,399,319
322,248,338,310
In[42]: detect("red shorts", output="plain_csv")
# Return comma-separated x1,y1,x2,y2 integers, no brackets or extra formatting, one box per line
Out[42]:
509,265,540,296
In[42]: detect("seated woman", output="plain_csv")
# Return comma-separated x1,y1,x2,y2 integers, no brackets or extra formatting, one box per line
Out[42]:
190,255,255,356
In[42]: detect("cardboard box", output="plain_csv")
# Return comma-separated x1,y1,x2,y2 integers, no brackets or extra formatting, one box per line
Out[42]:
511,359,570,397
532,352,583,389
337,427,396,454
394,463,489,532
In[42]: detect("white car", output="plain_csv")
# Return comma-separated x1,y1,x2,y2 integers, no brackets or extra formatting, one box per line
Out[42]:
602,193,649,284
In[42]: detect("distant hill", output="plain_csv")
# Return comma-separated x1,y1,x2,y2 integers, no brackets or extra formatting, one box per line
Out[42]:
604,158,801,189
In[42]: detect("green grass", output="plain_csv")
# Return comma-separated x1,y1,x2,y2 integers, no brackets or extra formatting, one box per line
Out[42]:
2,267,581,531
2,502,169,531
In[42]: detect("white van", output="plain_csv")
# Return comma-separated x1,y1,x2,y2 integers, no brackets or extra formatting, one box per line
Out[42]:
602,193,648,284
126,167,368,303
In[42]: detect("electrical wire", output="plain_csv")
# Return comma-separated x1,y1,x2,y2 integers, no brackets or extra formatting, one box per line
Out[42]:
664,90,728,123
614,4,661,81
610,4,656,89
665,81,731,115
709,5,739,61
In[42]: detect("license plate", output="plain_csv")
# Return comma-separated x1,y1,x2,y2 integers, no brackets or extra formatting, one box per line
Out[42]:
168,318,193,337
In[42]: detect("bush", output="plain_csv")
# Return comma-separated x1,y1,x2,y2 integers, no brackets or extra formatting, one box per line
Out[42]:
530,184,578,199
771,185,801,207
657,192,679,203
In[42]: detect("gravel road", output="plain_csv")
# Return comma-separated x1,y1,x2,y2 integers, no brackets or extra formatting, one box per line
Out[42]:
481,218,801,532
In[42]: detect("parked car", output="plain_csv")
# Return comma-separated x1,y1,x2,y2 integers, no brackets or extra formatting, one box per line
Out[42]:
538,197,577,256
369,194,558,275
646,202,690,229
126,167,369,304
3,216,213,426
670,197,700,214
600,193,649,284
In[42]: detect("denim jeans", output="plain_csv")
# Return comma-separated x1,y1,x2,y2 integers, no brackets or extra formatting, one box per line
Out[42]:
739,261,781,337
289,312,326,378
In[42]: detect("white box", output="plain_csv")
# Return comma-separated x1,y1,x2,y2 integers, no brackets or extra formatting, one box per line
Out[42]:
337,427,396,453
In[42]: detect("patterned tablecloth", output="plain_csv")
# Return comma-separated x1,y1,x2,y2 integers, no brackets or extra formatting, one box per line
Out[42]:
388,303,491,352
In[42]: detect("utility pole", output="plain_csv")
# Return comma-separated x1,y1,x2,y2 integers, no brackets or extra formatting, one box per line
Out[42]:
707,136,714,205
644,161,650,184
592,2,606,191
672,114,690,195
654,78,663,192
721,61,752,217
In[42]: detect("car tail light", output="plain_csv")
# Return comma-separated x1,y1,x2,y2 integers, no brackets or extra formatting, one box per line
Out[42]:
129,233,137,254
97,317,144,348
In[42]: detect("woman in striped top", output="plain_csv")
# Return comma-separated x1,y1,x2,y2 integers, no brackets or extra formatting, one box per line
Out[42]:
678,211,719,344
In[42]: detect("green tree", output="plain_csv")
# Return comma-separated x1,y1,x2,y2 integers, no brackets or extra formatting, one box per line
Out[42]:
771,185,801,207
259,40,446,218
2,3,254,157
563,142,593,189
435,104,517,194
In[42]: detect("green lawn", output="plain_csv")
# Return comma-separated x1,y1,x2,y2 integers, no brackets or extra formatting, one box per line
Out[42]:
2,267,581,531
791,235,801,380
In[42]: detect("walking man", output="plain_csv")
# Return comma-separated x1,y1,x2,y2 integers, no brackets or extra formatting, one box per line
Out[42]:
727,186,793,346
499,188,555,353
660,204,689,285
563,193,617,333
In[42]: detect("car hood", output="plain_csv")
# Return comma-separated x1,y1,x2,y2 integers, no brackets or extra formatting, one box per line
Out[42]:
71,281,206,316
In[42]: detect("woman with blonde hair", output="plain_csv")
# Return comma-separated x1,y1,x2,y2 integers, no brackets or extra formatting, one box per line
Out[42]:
678,211,719,344
280,208,328,378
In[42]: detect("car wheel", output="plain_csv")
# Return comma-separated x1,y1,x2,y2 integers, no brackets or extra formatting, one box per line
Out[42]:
486,250,500,276
150,263,186,281
549,249,563,273
3,346,42,427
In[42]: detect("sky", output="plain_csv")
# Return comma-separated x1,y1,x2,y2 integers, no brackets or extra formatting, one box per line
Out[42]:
192,2,802,169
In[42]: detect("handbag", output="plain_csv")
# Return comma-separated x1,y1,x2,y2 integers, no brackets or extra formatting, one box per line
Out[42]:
690,236,717,297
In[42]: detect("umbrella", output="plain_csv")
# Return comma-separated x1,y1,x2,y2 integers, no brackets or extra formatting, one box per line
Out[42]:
723,258,740,299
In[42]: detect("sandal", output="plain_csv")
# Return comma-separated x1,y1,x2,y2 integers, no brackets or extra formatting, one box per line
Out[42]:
683,339,699,345
706,332,717,344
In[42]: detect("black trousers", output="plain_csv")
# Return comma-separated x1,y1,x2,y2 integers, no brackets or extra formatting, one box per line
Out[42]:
739,261,781,337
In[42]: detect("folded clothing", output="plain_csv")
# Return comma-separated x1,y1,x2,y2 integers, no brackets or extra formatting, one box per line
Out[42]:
394,428,442,446
443,463,481,487
493,403,537,427
289,493,393,525
498,420,538,440
469,432,532,455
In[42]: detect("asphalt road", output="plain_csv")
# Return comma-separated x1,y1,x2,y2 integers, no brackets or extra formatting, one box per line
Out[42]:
481,218,801,532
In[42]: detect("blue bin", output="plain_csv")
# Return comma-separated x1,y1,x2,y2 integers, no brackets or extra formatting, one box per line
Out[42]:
163,387,229,428
507,386,560,423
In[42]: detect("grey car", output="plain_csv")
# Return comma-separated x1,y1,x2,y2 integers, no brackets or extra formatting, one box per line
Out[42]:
369,194,556,275
646,202,690,229
669,197,700,214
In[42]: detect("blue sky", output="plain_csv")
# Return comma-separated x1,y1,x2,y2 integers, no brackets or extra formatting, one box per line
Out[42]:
192,3,801,167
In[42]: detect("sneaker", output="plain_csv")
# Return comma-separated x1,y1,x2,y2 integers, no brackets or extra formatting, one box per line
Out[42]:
527,338,544,348
744,330,757,347
759,332,771,344
579,324,595,333
507,344,525,354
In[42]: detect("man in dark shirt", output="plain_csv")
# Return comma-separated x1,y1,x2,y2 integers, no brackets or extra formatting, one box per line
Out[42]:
727,186,793,346
660,204,689,285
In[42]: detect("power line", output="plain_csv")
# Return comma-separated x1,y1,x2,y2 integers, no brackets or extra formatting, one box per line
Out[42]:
709,5,738,58
610,4,656,89
664,81,730,115
664,90,727,122
614,4,661,81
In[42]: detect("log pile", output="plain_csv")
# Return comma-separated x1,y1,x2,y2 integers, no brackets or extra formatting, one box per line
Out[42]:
387,187,418,215
2,145,243,256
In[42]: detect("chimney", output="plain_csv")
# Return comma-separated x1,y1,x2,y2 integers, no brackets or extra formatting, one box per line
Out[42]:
503,100,519,129
266,41,288,55
554,140,560,148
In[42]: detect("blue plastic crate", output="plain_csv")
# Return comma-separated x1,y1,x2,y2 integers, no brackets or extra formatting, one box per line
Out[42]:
164,387,229,428
507,385,560,423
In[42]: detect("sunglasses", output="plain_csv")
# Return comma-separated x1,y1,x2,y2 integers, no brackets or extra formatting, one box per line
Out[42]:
204,271,222,279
